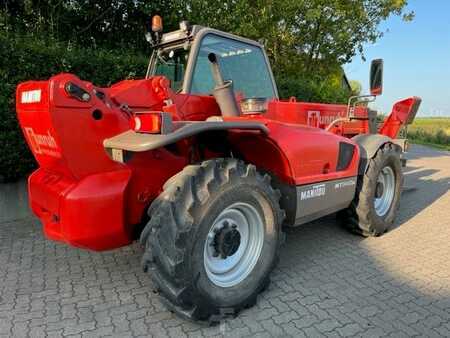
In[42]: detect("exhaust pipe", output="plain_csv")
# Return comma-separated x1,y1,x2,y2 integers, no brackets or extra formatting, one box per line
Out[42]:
207,53,240,117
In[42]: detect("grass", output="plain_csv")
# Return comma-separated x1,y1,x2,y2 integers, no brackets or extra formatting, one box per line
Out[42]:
407,117,450,151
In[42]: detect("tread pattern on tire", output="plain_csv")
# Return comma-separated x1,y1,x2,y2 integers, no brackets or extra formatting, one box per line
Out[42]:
140,158,284,322
343,142,403,237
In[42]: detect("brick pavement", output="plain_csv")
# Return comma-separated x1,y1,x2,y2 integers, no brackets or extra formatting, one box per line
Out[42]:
0,145,449,337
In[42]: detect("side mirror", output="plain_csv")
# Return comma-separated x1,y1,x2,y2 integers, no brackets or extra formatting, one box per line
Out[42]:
370,59,383,96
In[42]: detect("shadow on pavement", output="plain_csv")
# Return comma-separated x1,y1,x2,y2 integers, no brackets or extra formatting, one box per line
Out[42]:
395,166,449,227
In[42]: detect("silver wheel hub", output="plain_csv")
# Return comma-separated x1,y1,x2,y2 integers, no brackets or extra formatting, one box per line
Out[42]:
204,202,264,288
374,166,396,217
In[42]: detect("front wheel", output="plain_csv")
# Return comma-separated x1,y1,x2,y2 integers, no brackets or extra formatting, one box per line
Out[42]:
341,143,403,236
140,159,284,321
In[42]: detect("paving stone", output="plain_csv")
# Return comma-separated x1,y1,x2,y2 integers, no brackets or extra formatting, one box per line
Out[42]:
272,310,300,324
336,323,363,337
0,145,448,337
314,319,342,333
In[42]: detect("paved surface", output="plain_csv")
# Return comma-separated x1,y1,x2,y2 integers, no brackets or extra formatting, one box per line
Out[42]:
0,179,30,223
0,145,449,338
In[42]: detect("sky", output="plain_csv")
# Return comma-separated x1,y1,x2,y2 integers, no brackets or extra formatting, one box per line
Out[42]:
344,0,450,117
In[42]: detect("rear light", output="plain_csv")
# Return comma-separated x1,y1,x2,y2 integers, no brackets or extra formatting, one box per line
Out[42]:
130,112,162,134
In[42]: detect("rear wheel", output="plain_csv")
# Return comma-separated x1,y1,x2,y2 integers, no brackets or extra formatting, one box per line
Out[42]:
341,143,403,236
140,158,284,321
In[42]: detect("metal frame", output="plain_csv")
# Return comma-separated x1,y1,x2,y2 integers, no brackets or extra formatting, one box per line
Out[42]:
146,26,279,99
325,95,377,133
145,50,156,79
346,94,376,118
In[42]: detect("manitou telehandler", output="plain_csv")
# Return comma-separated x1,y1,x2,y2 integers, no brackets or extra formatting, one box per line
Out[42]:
16,16,421,321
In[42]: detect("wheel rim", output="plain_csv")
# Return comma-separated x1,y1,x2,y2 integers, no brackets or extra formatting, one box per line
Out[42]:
203,202,265,287
374,166,396,217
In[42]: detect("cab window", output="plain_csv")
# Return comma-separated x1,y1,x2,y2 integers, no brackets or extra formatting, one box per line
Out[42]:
154,47,189,92
190,34,276,99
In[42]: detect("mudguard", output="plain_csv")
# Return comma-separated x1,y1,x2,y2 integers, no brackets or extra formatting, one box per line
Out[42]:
352,133,399,174
103,120,268,160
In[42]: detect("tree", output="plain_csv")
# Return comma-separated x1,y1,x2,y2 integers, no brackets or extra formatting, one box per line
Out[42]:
350,80,363,95
2,1,413,74
178,0,413,76
1,0,413,99
1,0,183,52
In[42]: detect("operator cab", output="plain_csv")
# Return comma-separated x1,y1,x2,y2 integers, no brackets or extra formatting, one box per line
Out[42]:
146,19,278,105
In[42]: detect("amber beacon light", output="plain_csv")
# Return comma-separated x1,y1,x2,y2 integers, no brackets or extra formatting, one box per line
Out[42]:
152,15,163,33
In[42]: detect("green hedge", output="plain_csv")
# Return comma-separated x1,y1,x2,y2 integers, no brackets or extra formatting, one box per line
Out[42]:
408,129,450,150
276,74,349,104
0,34,148,182
1,34,351,182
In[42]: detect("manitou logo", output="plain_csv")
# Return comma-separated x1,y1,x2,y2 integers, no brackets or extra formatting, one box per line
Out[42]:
24,127,61,158
300,184,326,200
307,110,345,127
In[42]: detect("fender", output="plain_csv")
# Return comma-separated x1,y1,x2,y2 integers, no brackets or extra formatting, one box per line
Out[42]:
352,134,400,174
103,120,268,156
226,131,297,225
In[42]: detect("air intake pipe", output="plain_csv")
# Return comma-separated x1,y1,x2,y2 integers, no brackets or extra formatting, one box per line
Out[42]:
207,53,240,117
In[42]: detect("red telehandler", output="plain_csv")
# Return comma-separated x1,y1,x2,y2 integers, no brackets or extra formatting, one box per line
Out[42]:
16,17,421,321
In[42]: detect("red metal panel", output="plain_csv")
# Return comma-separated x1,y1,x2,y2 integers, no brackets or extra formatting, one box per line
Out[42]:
17,74,188,250
265,100,369,137
28,168,132,250
379,97,421,138
59,169,132,250
226,117,359,185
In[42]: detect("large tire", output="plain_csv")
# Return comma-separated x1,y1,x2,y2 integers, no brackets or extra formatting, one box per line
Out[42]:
140,158,284,321
341,143,403,237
